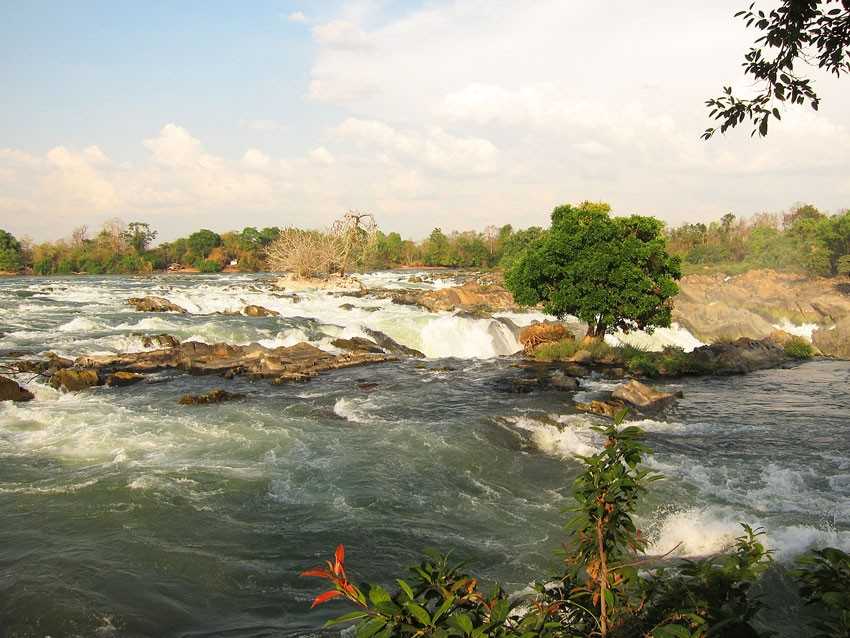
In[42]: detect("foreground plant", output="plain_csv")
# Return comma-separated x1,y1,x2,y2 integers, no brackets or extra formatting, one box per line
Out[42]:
300,412,848,637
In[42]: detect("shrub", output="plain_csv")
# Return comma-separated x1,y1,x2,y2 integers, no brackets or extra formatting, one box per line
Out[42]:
195,259,223,273
794,547,850,637
784,337,814,360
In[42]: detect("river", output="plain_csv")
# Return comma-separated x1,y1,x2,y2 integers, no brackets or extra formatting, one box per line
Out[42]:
0,273,848,637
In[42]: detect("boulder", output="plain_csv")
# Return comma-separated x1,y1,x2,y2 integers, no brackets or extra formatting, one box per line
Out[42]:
339,303,356,311
611,379,680,412
49,368,102,392
519,323,572,353
0,375,34,402
687,337,788,375
179,389,245,405
244,305,280,317
812,317,850,359
127,297,187,313
363,328,425,358
274,273,365,293
105,371,144,387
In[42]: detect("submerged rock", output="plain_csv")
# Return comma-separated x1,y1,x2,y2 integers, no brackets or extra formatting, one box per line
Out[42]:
332,337,385,354
0,375,34,402
49,368,102,392
179,389,245,405
243,305,280,317
576,400,623,419
128,296,187,313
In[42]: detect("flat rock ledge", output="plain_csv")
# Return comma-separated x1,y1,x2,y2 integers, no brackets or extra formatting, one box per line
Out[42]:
68,340,395,387
577,379,682,419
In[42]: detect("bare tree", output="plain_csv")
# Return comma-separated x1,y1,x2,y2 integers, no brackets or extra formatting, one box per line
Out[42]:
266,228,339,278
330,211,377,276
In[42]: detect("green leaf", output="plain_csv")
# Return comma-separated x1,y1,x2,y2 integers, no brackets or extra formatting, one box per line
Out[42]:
449,613,474,636
368,585,391,607
652,625,692,638
396,579,414,601
356,617,388,638
405,602,431,626
325,611,370,627
489,598,510,624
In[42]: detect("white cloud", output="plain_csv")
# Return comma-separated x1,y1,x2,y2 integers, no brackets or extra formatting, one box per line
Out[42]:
287,11,308,23
309,146,336,165
239,118,286,132
242,148,272,170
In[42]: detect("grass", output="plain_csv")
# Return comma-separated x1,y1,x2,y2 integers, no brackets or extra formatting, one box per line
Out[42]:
784,336,814,360
533,338,580,361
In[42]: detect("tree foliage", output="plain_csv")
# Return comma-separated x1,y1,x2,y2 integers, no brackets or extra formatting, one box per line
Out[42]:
704,0,850,139
505,202,682,339
0,229,23,272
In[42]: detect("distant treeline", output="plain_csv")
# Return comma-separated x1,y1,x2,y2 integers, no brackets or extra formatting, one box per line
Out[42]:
1,202,848,277
0,221,538,275
666,203,850,277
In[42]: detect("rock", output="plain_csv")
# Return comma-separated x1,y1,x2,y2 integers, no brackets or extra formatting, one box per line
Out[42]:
179,389,245,405
244,305,280,317
72,340,395,386
274,273,365,293
49,368,102,392
105,371,144,387
363,328,426,358
363,306,381,313
416,280,519,313
519,323,572,353
765,329,797,346
813,317,850,359
548,371,580,390
611,379,679,412
141,334,180,349
576,400,624,419
455,308,492,320
128,297,187,313
332,337,385,354
339,303,356,311
687,337,788,375
674,270,850,342
358,382,379,392
0,375,34,402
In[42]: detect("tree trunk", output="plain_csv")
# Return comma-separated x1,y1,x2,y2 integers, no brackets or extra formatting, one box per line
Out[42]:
582,319,607,344
596,518,609,637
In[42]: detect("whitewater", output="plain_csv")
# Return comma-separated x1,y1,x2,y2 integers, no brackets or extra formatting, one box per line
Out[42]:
0,271,847,637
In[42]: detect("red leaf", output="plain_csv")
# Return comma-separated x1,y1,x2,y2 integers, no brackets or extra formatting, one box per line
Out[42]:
311,590,344,608
300,568,332,579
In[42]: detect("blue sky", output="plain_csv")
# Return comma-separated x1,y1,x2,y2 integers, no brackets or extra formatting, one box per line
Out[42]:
1,1,849,241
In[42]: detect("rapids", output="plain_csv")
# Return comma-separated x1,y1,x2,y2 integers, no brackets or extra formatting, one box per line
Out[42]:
0,272,847,637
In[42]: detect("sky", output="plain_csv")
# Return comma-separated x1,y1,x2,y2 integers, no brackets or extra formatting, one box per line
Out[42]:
1,0,849,242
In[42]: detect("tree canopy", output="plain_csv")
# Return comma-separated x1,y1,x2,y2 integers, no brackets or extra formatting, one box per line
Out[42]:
705,0,850,139
0,229,23,272
504,202,682,339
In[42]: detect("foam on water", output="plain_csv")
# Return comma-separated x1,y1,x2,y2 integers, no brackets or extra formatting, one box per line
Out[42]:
773,318,818,340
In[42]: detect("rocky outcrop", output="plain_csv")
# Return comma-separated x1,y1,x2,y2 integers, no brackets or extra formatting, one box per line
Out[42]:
244,305,279,317
332,337,385,354
355,277,519,314
674,270,850,342
128,297,187,313
179,389,245,405
71,340,395,386
0,376,34,402
519,323,572,353
812,317,850,359
49,368,102,392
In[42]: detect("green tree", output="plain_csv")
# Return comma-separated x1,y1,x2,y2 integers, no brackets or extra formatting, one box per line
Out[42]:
424,228,451,266
0,229,23,272
704,0,850,139
121,221,158,253
838,254,850,277
505,201,682,340
187,229,221,260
